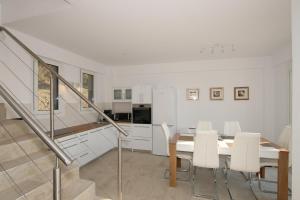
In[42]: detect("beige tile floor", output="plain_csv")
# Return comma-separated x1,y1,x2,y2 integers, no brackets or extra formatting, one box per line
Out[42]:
80,150,290,200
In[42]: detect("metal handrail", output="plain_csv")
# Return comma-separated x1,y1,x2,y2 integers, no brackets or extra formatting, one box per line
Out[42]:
0,26,128,137
0,84,72,166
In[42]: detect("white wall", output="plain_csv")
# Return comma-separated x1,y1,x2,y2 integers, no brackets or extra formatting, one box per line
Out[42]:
111,57,278,139
292,0,300,198
0,28,109,128
111,56,291,142
0,2,2,25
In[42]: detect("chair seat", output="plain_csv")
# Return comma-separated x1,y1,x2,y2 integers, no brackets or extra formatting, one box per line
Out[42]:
177,151,193,160
260,158,278,167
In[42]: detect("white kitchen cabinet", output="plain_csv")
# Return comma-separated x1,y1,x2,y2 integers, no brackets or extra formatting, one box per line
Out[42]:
55,124,118,167
113,87,132,102
118,123,152,151
131,124,152,138
132,85,152,104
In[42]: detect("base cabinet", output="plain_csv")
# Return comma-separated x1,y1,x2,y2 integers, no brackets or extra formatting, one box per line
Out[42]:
120,124,152,151
55,125,117,167
55,123,152,167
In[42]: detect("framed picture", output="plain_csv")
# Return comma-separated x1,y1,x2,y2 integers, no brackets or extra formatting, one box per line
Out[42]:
186,88,199,101
234,87,249,100
210,87,224,100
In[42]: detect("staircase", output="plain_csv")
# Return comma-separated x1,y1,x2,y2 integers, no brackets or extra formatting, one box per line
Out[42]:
0,26,127,200
0,100,103,200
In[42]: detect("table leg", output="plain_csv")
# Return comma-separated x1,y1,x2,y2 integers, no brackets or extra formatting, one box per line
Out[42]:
277,150,289,200
169,143,177,187
260,167,266,178
177,157,181,168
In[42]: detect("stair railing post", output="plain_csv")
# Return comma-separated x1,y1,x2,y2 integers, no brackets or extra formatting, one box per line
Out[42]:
50,72,61,200
118,133,123,200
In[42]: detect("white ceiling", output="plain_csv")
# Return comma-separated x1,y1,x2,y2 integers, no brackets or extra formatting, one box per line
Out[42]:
2,0,291,65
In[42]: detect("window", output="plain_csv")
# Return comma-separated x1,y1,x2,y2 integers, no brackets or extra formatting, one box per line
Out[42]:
37,63,59,111
81,71,94,109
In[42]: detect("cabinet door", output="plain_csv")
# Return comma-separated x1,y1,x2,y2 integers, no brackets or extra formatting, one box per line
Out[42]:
131,137,152,151
132,86,140,104
113,89,123,100
125,89,132,100
142,85,152,104
132,124,152,138
87,129,101,156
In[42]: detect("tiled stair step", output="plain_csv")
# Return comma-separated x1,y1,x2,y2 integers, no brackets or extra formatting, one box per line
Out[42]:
0,150,52,172
0,134,36,146
0,151,53,192
0,119,35,137
43,179,96,200
0,165,80,200
0,136,48,162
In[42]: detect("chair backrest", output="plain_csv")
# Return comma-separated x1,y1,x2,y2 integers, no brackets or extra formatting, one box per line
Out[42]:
230,132,260,173
224,121,241,136
161,122,170,156
196,121,213,133
193,131,219,169
278,125,292,166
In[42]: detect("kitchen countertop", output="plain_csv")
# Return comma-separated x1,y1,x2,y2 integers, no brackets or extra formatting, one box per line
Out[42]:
51,120,133,139
51,122,110,139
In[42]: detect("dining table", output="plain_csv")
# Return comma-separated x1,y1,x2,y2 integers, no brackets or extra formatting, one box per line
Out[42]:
168,133,289,200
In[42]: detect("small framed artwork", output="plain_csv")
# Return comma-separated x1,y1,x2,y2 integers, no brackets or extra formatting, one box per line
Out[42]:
234,87,249,100
210,87,224,100
186,88,199,101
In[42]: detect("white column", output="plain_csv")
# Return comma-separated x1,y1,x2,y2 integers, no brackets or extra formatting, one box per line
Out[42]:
292,0,300,199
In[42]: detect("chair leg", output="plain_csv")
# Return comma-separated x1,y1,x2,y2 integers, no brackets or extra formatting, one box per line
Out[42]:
192,168,219,200
224,169,234,200
249,173,258,200
213,169,219,200
258,168,292,196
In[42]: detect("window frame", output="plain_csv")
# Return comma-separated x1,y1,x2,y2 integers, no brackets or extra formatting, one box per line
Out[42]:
80,69,95,111
33,60,61,115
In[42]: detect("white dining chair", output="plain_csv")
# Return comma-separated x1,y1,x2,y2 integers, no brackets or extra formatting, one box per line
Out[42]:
225,132,261,200
223,121,241,137
259,125,292,194
196,121,213,133
161,122,193,180
192,131,219,200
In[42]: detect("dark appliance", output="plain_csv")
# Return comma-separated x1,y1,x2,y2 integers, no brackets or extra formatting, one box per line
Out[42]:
103,110,114,120
132,105,152,124
114,113,131,121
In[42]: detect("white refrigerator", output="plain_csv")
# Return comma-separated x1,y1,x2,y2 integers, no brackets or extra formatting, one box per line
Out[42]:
152,87,177,156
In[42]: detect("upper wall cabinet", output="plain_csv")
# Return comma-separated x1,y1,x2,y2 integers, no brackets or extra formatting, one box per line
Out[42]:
132,85,152,104
113,87,132,102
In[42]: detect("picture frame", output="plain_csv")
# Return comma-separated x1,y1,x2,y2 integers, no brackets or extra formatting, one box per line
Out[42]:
234,87,249,100
210,87,224,100
186,88,199,101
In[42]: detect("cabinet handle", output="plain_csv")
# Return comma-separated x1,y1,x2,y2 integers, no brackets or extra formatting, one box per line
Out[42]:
80,153,89,158
104,126,111,129
80,140,88,143
64,143,78,149
80,133,88,137
58,136,77,143
90,130,98,133
134,126,150,128
134,138,149,141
